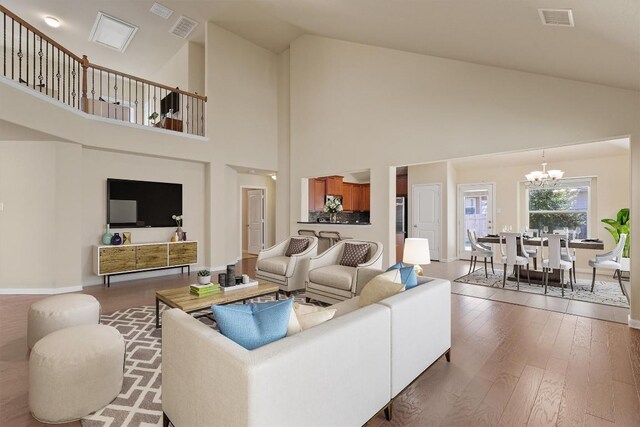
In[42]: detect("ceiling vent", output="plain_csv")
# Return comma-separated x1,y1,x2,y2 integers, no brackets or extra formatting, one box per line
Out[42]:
89,12,138,52
150,3,173,19
538,9,574,27
170,15,198,39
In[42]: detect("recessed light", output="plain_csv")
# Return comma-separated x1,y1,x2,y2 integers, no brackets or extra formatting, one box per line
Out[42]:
44,16,60,28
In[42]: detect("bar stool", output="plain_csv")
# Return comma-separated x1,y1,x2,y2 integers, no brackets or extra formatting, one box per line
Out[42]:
298,229,319,238
318,231,342,247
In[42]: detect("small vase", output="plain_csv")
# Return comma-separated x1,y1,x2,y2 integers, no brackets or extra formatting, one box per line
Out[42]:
330,213,337,223
102,225,113,245
111,233,122,245
176,227,184,240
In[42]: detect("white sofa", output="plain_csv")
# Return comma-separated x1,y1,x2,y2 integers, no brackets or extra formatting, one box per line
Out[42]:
255,236,318,294
162,275,451,427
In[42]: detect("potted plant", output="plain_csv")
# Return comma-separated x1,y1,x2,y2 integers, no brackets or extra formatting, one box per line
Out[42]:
197,269,211,285
323,197,344,223
149,111,159,125
601,208,630,272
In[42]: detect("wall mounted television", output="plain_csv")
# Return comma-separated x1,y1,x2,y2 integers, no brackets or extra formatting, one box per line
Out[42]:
107,179,182,228
160,91,180,115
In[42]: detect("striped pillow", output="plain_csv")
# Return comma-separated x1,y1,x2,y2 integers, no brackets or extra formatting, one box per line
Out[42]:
339,243,371,267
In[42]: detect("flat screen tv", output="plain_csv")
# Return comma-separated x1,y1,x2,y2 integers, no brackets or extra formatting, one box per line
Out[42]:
107,179,182,228
160,91,180,115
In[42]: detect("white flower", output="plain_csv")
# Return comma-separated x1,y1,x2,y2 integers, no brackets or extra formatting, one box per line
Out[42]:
172,215,177,219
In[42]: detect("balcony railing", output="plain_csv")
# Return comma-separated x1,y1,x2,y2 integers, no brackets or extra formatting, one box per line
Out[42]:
0,6,206,136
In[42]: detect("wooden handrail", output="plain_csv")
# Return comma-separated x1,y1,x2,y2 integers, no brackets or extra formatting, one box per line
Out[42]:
0,5,82,62
88,62,207,101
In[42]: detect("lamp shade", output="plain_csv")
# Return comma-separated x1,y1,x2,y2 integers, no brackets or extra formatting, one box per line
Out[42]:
403,238,431,265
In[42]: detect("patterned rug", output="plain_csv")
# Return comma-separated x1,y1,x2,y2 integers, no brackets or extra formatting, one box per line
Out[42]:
455,268,629,308
82,292,307,427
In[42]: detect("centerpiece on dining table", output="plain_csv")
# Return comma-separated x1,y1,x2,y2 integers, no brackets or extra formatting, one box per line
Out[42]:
324,197,344,223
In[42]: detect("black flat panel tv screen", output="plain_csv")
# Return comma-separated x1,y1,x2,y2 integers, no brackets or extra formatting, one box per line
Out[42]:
107,179,182,228
160,91,180,115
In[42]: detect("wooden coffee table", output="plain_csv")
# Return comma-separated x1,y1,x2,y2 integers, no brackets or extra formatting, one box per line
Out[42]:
155,281,280,328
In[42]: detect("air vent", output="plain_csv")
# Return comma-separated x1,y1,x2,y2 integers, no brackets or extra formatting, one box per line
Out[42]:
89,12,138,52
538,9,574,27
170,15,198,39
150,2,173,19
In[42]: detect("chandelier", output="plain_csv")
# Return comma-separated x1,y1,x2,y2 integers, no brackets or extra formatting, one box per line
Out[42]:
524,150,564,187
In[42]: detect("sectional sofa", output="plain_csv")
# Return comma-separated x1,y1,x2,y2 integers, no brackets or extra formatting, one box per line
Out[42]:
161,272,451,427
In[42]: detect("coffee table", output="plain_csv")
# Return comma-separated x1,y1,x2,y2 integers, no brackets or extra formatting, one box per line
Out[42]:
155,281,280,328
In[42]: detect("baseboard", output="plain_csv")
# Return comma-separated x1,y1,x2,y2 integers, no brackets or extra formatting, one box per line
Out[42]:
629,315,640,330
0,285,83,295
440,257,459,263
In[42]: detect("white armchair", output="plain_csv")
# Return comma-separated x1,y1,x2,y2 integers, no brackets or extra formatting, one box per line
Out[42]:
255,236,318,294
588,234,627,296
305,240,384,304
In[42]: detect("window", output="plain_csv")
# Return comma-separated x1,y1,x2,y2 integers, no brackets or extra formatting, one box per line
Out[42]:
527,179,590,237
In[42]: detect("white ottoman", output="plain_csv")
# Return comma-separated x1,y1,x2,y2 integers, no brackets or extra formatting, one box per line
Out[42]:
29,324,125,424
27,294,101,349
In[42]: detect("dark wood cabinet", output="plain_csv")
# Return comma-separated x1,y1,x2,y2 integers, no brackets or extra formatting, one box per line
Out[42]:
342,183,354,211
396,175,408,197
155,117,183,132
313,179,326,211
325,176,343,195
362,184,370,211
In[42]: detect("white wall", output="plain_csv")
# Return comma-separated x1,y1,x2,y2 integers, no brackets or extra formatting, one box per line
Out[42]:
276,50,291,242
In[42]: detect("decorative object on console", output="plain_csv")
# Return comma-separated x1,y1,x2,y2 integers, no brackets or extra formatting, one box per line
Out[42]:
171,214,184,240
211,299,294,350
402,238,431,275
340,242,371,267
122,232,132,245
226,264,236,287
101,224,113,245
111,233,122,245
170,232,179,242
323,197,344,223
218,273,226,286
197,269,211,285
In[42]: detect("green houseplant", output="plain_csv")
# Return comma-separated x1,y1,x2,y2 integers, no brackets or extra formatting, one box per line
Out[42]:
601,208,630,261
197,269,211,285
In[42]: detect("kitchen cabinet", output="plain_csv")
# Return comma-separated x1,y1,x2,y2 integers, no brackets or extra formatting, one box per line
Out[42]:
342,183,354,211
308,179,315,211
313,179,326,211
325,176,343,195
362,184,370,211
352,184,362,211
396,175,408,196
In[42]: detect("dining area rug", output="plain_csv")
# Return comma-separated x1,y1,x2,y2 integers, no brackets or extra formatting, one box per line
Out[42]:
455,268,629,308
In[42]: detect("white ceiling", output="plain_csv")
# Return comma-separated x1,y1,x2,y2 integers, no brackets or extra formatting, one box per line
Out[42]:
449,138,630,171
4,0,640,89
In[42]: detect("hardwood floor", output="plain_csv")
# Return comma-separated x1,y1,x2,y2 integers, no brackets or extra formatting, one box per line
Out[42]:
1,259,639,426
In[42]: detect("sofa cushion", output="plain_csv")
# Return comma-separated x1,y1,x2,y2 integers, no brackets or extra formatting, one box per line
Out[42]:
386,264,418,289
309,265,356,290
212,299,293,350
257,256,290,276
339,243,371,267
330,296,361,318
285,238,309,257
287,303,337,336
359,270,404,307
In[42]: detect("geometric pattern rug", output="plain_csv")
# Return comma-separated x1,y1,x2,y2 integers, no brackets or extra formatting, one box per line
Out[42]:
81,292,308,427
455,268,629,308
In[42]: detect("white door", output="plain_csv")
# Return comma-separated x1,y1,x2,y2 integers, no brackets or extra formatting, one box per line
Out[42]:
458,183,495,260
247,189,264,255
412,184,441,261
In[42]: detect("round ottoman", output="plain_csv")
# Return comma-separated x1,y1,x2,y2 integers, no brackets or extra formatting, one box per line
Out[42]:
29,324,125,424
27,293,101,349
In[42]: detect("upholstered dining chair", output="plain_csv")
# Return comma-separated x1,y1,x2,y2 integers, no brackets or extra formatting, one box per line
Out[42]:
523,228,539,270
588,234,627,297
305,240,383,304
467,229,494,278
499,232,531,289
255,236,319,294
541,233,573,297
554,229,578,282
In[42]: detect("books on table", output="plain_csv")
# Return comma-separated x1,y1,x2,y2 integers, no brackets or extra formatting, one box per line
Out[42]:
190,283,221,297
221,280,259,292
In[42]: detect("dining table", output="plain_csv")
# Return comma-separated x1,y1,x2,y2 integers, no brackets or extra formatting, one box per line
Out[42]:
477,235,605,285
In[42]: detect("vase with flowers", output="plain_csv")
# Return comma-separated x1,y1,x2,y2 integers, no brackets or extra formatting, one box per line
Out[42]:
323,198,343,223
172,214,184,240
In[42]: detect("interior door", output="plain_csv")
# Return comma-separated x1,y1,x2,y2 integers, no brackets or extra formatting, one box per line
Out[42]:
458,183,495,260
247,189,265,255
411,184,441,260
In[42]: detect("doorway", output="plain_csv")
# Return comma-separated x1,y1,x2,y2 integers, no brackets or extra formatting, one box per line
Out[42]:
411,183,441,261
458,183,495,260
242,188,265,256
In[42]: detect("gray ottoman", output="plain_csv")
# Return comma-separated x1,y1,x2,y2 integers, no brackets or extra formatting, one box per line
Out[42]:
29,324,125,423
27,293,101,349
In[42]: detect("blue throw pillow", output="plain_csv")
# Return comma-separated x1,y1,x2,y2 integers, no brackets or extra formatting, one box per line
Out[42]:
386,263,418,289
212,299,293,350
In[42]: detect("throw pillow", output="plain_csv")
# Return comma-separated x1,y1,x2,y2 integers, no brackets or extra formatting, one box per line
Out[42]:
339,243,371,267
386,263,418,289
287,303,337,336
359,270,405,307
212,299,293,350
285,238,309,257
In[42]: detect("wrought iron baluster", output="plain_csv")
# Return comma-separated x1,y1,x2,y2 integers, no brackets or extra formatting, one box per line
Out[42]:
91,67,95,114
38,36,43,92
32,31,35,89
25,25,28,85
56,49,60,100
17,23,21,82
45,41,48,96
134,79,138,124
11,18,14,79
3,13,6,77
71,58,76,107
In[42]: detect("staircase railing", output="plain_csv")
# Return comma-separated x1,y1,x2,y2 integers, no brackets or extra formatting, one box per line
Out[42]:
1,6,206,136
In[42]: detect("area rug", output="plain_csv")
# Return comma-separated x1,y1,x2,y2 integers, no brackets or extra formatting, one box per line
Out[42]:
455,268,629,308
82,292,307,427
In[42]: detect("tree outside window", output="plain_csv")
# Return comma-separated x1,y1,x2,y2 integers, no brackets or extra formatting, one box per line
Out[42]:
528,184,589,235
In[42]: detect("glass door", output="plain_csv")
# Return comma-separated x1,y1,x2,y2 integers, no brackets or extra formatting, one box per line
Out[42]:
458,183,495,260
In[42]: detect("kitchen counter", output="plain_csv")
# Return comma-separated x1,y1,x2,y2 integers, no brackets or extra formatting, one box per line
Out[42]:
297,221,372,226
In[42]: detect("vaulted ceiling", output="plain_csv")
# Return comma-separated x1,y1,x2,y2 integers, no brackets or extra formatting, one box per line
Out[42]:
5,0,640,90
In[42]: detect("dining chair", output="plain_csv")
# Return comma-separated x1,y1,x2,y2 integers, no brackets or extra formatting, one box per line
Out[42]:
499,232,531,290
467,229,494,278
588,234,627,297
541,233,573,297
554,229,577,282
523,228,539,270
